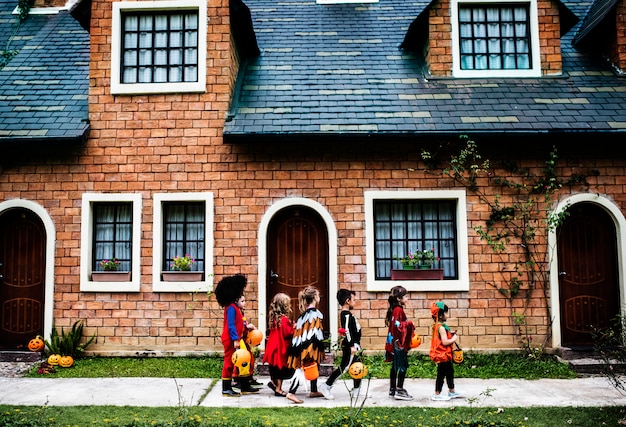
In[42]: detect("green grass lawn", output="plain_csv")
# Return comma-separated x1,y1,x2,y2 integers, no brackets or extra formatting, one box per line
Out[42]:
25,352,577,380
1,405,624,427
8,352,618,427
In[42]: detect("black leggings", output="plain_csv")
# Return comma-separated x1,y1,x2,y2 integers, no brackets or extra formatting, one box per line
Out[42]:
435,361,455,392
326,347,361,389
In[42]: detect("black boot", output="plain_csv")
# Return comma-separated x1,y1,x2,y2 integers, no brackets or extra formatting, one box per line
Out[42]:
240,376,260,394
222,379,241,397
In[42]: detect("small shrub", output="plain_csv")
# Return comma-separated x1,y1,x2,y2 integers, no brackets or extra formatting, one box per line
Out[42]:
45,320,96,358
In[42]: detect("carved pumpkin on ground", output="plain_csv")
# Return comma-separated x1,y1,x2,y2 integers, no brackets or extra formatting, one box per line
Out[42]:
28,336,45,352
47,354,61,366
59,355,74,368
348,362,368,379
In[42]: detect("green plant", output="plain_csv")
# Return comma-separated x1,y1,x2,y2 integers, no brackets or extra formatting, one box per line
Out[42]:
170,254,195,271
392,250,419,267
592,315,626,393
416,248,438,266
44,320,96,358
421,135,595,355
99,258,120,271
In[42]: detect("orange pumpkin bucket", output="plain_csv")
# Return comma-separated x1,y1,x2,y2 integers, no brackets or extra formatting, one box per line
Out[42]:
302,363,319,381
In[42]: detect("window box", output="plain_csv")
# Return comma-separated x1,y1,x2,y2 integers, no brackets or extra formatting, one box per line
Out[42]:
161,271,204,282
391,268,444,281
91,271,132,282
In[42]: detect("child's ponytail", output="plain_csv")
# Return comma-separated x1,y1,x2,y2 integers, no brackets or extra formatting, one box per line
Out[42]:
385,285,407,326
298,286,319,314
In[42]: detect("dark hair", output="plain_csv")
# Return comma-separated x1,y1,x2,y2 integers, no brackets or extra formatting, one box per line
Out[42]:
434,303,449,321
336,289,355,306
385,285,407,326
214,274,248,307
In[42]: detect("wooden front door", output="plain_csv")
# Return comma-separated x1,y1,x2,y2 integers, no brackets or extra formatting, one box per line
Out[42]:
0,209,46,349
267,206,329,328
557,203,620,347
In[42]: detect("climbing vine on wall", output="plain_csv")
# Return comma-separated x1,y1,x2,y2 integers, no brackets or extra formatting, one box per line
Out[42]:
1,0,33,70
420,135,597,356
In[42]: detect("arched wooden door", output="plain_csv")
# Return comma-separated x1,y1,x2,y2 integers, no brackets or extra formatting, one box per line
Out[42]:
267,206,329,328
557,202,620,347
0,208,46,349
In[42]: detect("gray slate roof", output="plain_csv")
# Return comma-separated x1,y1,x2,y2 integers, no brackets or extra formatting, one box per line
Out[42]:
0,0,89,144
224,0,626,140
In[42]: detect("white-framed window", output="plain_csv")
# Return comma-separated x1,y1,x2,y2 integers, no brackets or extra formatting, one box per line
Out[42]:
80,193,142,292
152,193,214,292
111,0,207,95
451,0,541,78
365,190,470,292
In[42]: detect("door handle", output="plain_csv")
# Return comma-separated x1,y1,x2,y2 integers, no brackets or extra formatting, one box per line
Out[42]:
270,270,279,285
559,271,567,276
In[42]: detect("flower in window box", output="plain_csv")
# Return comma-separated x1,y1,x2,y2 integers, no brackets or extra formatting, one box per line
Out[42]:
99,258,120,271
416,248,439,268
393,251,419,269
170,254,195,271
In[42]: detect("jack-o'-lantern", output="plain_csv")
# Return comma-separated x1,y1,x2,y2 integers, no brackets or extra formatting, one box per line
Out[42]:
47,354,61,366
59,355,74,368
348,362,368,379
452,348,464,364
410,333,421,349
232,348,251,376
28,336,45,352
246,329,263,347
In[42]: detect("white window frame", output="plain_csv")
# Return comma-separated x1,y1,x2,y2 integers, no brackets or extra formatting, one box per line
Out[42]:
110,0,207,95
451,0,541,78
153,192,214,292
365,190,470,292
80,193,142,292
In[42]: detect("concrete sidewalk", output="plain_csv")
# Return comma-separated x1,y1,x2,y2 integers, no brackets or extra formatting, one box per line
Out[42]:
0,376,624,408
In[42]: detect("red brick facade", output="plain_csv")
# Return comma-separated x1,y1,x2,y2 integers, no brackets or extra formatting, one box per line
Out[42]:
1,0,625,357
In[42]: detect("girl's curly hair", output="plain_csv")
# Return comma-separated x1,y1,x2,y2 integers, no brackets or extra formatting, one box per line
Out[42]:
214,274,247,307
268,293,292,326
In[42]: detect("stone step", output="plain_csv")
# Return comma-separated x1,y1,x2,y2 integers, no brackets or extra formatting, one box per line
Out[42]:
0,351,43,363
557,347,626,375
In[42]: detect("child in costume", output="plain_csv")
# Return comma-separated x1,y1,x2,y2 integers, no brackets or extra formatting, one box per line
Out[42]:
319,289,362,400
214,274,259,396
233,294,263,390
385,285,414,400
287,286,326,399
430,301,463,401
263,292,303,404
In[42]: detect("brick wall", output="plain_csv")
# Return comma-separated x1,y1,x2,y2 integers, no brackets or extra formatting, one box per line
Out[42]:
1,0,624,356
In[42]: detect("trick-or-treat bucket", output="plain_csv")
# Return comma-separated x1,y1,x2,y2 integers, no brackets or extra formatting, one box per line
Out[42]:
303,363,319,380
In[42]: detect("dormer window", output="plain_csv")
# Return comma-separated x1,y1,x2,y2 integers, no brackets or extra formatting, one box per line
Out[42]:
110,0,207,95
451,0,541,77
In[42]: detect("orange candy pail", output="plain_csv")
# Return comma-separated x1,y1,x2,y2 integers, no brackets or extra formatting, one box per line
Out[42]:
302,363,319,380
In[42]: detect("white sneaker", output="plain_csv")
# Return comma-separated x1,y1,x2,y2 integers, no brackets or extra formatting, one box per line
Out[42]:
319,382,335,400
448,391,464,399
431,393,451,401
